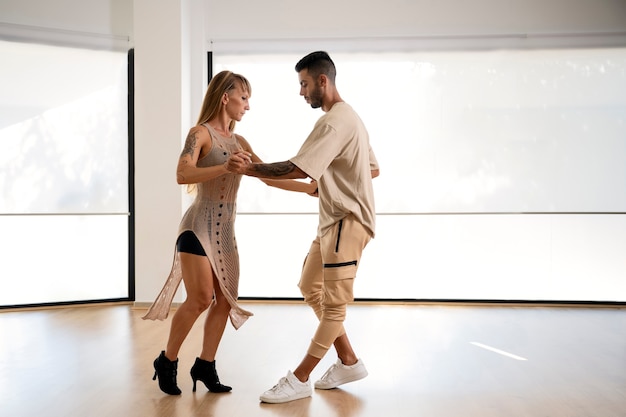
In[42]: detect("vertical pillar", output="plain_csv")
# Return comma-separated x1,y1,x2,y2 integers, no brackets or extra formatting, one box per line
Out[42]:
133,0,205,304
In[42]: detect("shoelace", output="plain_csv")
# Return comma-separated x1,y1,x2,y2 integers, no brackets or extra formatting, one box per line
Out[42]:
319,364,338,381
269,377,291,392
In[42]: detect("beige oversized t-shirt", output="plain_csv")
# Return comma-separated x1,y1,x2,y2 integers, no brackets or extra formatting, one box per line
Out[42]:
290,102,378,238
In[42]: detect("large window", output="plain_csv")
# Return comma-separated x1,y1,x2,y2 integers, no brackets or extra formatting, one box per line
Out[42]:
0,41,130,307
214,49,626,302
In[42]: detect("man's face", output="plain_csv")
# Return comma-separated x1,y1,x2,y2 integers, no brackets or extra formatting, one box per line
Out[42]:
298,69,323,109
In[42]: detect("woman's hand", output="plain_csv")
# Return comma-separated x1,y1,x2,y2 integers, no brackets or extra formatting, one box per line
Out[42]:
306,180,318,197
225,150,252,174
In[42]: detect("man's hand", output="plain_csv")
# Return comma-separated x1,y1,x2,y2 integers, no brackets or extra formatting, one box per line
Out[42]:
225,150,252,174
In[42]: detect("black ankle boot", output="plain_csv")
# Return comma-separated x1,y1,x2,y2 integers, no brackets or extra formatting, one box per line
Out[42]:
190,358,232,393
152,351,182,395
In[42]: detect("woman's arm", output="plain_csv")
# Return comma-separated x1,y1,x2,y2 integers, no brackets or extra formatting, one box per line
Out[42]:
176,126,229,184
261,178,318,194
369,145,380,179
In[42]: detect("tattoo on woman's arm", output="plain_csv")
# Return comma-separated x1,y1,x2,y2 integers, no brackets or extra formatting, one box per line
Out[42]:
181,132,197,157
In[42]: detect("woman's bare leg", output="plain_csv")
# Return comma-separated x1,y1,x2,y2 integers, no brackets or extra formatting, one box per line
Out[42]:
200,277,231,361
164,252,215,361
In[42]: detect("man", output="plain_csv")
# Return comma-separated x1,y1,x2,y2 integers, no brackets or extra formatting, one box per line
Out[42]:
226,51,379,404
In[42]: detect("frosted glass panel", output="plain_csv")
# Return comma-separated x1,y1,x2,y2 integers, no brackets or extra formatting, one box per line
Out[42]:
238,214,318,298
0,215,129,306
0,41,128,214
236,213,626,302
0,41,129,307
217,49,625,302
217,49,626,214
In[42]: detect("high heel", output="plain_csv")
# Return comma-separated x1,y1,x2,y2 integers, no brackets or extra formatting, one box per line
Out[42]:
152,351,182,395
190,358,232,393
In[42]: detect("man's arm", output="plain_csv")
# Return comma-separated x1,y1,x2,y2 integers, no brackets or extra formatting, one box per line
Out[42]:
248,161,308,179
226,152,309,179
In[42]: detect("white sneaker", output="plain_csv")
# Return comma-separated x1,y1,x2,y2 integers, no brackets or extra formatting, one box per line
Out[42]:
314,359,368,390
260,371,312,404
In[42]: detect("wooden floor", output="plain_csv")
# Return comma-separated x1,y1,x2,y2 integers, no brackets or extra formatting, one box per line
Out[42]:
1,302,625,417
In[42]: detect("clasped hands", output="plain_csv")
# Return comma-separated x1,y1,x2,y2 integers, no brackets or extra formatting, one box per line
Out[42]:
225,150,318,196
225,150,253,174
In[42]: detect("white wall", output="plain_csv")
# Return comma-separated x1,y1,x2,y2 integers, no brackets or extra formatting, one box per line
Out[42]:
205,0,626,52
1,0,625,304
0,0,132,49
204,0,626,39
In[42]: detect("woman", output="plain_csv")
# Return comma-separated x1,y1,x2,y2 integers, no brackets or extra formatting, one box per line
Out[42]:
142,70,315,395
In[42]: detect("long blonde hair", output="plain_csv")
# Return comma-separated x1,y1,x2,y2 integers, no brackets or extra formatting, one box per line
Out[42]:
197,70,252,131
187,71,251,194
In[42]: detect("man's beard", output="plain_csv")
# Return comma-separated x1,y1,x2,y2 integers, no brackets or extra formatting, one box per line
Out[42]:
308,85,323,108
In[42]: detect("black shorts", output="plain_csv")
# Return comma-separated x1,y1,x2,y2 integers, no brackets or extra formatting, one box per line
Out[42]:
176,230,207,256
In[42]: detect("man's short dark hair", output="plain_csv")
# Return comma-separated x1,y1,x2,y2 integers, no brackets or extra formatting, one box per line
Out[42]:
295,51,336,83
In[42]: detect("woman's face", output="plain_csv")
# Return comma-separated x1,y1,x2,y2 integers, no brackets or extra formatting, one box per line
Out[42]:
224,83,250,121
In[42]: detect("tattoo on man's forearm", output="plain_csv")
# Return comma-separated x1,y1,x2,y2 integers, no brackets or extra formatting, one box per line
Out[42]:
181,132,197,157
250,161,296,177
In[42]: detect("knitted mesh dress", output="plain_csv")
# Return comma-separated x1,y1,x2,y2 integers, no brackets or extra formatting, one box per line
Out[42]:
142,124,252,329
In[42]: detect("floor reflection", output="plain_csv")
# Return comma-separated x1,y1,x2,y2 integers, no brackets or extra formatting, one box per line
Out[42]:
317,389,364,417
258,389,365,417
259,396,312,417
